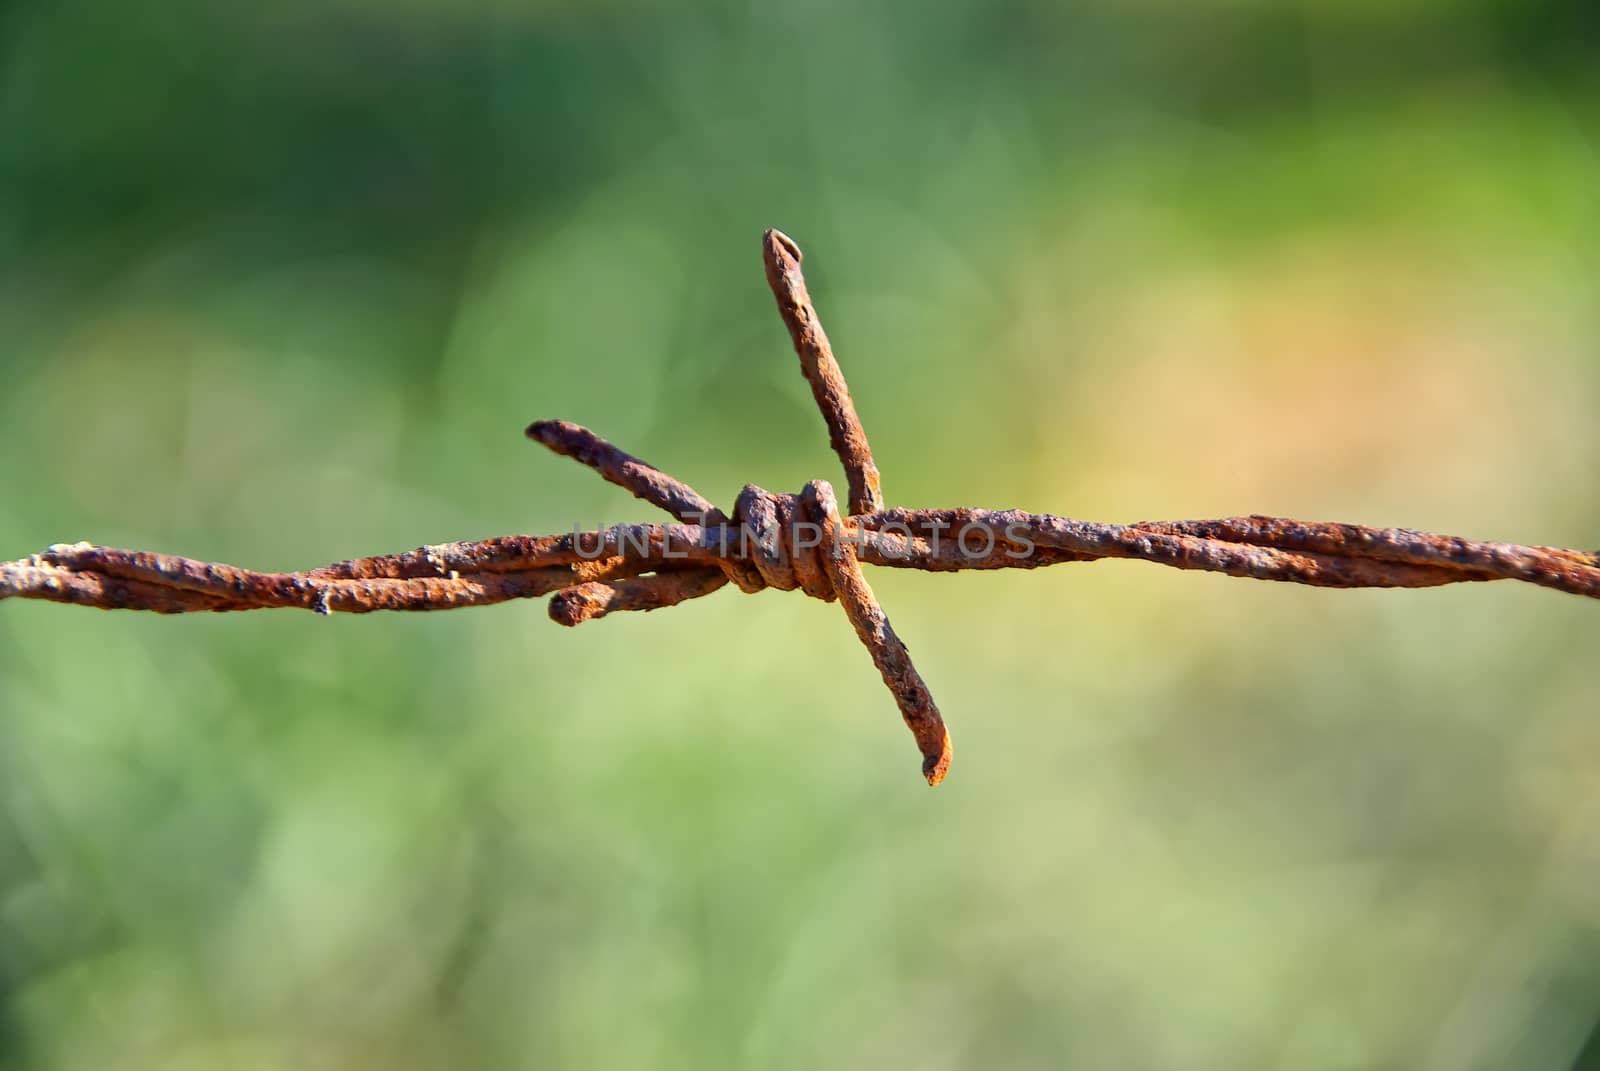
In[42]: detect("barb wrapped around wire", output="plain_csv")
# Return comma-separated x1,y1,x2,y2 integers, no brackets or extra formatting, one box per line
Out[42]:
4,230,1598,785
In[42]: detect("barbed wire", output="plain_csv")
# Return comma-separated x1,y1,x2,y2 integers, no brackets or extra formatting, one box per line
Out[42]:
4,230,1597,784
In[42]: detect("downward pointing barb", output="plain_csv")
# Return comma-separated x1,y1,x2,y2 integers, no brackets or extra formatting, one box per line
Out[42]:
3,230,1598,786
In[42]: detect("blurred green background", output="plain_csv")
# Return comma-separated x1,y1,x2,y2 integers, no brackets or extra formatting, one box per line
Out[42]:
2,1,1598,1067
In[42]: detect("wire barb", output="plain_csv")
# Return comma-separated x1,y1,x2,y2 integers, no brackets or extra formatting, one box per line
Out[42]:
803,480,952,785
3,231,1598,785
762,228,883,515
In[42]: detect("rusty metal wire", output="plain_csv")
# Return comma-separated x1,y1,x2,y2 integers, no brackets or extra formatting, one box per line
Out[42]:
4,230,1597,784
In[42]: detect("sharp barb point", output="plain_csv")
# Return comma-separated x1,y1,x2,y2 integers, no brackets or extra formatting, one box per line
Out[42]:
3,228,1594,785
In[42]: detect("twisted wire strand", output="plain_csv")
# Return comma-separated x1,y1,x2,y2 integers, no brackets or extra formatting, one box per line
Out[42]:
2,229,1596,784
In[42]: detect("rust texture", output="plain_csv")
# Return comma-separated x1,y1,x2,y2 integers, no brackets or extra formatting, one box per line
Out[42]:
3,232,1598,785
804,480,952,785
525,419,726,526
762,228,883,515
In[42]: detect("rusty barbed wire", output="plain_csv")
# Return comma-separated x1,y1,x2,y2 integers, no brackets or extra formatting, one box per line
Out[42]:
3,230,1598,785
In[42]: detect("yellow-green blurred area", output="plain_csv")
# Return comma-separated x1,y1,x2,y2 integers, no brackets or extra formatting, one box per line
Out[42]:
2,0,1598,1066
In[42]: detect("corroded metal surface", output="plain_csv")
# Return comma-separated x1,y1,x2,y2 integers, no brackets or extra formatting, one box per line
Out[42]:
3,232,1596,784
762,228,882,516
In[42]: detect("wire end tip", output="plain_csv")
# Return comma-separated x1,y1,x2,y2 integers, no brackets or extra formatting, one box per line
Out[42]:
763,228,802,265
923,735,953,786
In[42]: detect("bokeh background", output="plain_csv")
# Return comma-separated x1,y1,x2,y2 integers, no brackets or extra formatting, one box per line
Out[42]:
2,1,1598,1067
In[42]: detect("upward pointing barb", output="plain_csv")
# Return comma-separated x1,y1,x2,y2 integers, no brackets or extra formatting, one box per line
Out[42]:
762,229,884,516
3,229,1598,787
